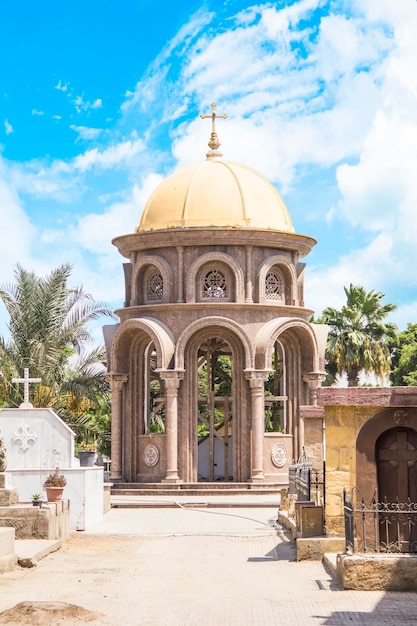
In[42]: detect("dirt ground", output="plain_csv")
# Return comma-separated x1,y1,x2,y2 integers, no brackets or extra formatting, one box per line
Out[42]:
0,534,143,626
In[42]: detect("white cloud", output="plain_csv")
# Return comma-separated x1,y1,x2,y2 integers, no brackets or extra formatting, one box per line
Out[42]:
6,135,147,206
4,120,13,135
75,174,163,255
55,80,68,92
306,233,396,315
31,109,44,116
72,94,103,113
70,125,103,141
390,301,417,332
0,169,35,276
72,138,145,172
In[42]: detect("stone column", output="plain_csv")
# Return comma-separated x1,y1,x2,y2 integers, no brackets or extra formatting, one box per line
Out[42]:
303,372,326,406
159,370,184,483
245,246,253,303
107,373,128,481
245,370,269,482
177,246,184,303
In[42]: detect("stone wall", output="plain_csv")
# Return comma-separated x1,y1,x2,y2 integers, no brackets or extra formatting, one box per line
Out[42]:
0,500,69,540
300,405,324,470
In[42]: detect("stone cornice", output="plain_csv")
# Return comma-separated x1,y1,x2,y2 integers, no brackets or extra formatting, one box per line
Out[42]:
115,303,314,321
112,227,316,260
300,405,325,418
317,386,417,408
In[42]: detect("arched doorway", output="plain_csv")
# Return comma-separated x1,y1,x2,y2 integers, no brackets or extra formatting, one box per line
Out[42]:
197,338,233,481
179,320,250,483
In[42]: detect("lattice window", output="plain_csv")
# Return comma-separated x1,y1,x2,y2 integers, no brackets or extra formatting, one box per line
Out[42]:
147,272,163,302
265,270,281,301
203,269,227,299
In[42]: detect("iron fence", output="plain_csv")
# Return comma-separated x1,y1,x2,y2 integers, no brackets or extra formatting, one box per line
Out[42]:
343,489,417,554
288,452,325,509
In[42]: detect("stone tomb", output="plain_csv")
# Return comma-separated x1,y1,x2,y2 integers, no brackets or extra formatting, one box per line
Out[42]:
294,386,417,590
0,408,104,531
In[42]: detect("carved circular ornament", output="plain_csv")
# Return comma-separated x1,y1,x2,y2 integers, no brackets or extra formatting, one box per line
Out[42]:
271,444,287,468
144,444,160,467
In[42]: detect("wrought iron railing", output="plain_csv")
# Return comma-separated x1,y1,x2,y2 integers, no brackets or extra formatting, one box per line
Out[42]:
288,451,325,509
343,489,417,554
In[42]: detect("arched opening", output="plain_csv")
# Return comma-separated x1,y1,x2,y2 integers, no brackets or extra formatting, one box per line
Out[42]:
264,340,287,433
178,320,250,483
197,337,233,481
142,342,165,434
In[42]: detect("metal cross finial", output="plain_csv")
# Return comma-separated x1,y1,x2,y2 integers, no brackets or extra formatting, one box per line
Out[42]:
200,102,228,158
12,368,42,409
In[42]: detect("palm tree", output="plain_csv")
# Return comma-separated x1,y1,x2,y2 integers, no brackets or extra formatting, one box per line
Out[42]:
0,264,117,423
320,284,398,387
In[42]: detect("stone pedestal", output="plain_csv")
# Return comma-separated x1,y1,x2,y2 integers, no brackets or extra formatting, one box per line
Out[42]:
295,501,324,537
0,528,17,573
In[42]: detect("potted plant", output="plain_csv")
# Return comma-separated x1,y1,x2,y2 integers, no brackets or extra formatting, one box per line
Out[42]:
43,468,67,502
31,493,43,508
76,441,96,467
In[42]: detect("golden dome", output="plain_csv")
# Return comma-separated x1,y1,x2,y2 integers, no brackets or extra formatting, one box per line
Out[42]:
136,157,295,233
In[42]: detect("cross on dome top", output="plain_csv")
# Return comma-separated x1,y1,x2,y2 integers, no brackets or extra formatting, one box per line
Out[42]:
200,102,227,158
12,368,42,409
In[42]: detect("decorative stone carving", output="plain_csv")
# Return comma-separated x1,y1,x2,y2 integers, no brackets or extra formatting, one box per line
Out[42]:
12,424,38,451
394,409,408,425
265,272,281,300
271,443,287,468
147,272,164,302
144,444,160,467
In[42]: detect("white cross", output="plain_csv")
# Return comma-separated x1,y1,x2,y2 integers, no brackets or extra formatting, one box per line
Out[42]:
12,368,42,408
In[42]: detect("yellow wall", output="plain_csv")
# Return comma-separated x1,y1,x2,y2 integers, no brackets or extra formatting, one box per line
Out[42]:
324,406,375,535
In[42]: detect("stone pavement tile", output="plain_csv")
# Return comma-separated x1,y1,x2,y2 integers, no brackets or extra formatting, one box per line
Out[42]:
84,505,280,536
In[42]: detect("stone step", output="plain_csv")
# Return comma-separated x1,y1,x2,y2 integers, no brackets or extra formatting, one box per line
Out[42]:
112,482,284,492
111,500,279,509
112,489,281,497
15,539,61,568
111,482,285,498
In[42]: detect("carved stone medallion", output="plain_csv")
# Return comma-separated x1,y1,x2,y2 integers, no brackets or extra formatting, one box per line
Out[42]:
393,409,408,425
271,443,287,468
144,444,160,467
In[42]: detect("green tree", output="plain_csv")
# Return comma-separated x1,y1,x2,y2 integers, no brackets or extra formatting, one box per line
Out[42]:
319,284,398,387
0,263,116,441
390,323,417,386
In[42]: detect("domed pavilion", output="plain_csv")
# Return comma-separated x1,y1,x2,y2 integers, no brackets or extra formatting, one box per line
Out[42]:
104,103,327,485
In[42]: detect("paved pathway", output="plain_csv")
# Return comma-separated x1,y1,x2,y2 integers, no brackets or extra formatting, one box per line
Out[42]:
1,504,417,625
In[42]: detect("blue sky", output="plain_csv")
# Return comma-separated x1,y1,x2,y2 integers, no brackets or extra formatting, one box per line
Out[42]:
1,0,416,343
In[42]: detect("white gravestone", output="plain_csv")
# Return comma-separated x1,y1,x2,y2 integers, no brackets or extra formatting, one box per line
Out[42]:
0,407,77,470
0,369,104,530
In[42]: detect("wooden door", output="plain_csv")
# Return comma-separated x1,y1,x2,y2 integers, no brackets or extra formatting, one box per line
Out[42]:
376,427,417,551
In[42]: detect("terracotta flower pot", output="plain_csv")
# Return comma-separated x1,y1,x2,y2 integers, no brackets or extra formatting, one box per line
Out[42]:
44,486,64,502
